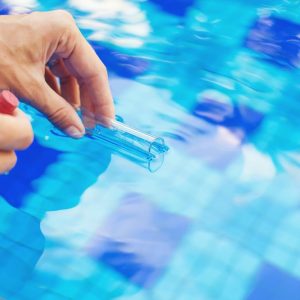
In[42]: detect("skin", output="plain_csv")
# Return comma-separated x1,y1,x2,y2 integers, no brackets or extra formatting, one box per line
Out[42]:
0,10,115,174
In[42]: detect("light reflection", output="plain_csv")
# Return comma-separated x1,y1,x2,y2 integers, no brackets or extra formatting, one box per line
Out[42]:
3,0,37,7
71,0,151,48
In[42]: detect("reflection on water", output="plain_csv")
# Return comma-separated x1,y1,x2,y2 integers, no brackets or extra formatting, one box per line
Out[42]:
1,0,300,299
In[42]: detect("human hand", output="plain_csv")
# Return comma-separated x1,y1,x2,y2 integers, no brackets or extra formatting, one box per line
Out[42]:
0,10,115,138
0,107,33,174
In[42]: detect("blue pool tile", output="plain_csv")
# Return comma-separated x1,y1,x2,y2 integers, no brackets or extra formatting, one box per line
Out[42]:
0,0,10,14
88,193,190,288
193,98,264,140
89,42,149,79
0,6,9,15
0,203,44,299
246,16,300,69
0,140,62,208
172,95,264,169
150,0,196,16
246,263,300,300
201,193,289,256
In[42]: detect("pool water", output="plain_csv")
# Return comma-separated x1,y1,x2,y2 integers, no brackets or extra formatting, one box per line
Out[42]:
1,0,300,299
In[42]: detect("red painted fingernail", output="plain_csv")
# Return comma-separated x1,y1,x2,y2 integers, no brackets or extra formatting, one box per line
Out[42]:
0,90,19,115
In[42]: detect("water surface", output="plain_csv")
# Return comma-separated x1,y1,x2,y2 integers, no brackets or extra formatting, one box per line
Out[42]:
1,0,300,299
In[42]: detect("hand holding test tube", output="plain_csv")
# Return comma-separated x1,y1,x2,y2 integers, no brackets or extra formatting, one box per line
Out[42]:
52,112,169,172
0,92,169,172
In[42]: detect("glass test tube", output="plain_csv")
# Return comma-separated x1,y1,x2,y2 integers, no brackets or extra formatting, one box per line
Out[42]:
52,116,169,172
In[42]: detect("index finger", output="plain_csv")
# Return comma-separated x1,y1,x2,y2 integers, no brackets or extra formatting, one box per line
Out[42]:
53,16,115,124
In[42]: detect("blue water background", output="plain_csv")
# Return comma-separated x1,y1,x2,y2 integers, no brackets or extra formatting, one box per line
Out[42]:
1,0,300,299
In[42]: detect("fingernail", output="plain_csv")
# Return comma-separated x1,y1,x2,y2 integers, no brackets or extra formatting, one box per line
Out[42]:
65,126,84,138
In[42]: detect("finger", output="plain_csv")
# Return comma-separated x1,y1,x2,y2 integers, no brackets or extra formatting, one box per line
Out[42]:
53,15,115,121
45,67,60,94
79,73,113,126
80,84,96,129
0,109,33,150
29,80,85,138
0,150,17,174
49,59,80,108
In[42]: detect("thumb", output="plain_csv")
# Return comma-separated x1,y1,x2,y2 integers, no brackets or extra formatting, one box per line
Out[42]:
32,82,85,138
